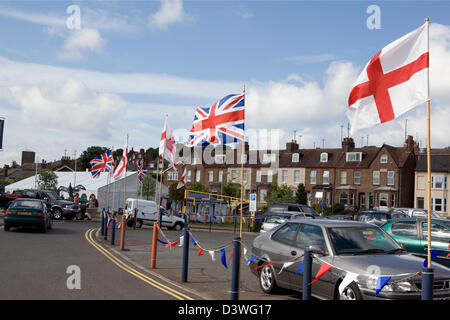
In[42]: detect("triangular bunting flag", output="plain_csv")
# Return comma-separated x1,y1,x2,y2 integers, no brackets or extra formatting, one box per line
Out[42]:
208,250,216,261
375,276,392,297
220,248,228,269
295,260,305,274
311,262,332,284
197,247,204,256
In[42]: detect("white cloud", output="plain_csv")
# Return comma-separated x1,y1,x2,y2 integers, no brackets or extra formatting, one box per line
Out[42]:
147,0,192,31
279,54,338,65
57,28,106,60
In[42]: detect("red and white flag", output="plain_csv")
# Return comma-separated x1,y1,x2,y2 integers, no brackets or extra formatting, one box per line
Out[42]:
159,116,176,169
177,167,186,189
113,140,128,180
347,22,429,134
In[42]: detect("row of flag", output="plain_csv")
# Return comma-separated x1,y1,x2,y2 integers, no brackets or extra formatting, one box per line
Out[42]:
88,21,431,193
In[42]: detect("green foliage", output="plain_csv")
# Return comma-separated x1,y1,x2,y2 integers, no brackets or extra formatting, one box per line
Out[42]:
37,169,58,191
145,147,159,159
141,173,156,200
222,182,240,198
79,146,109,170
169,182,185,201
264,183,295,205
113,148,123,164
331,203,346,214
295,183,307,205
187,182,209,193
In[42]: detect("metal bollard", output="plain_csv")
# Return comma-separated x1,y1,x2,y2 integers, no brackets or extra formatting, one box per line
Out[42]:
421,267,434,300
133,208,137,230
111,219,116,245
104,215,108,241
230,236,241,300
302,250,312,300
181,215,190,283
101,209,105,236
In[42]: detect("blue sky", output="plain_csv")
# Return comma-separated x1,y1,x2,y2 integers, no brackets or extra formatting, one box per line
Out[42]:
0,1,449,166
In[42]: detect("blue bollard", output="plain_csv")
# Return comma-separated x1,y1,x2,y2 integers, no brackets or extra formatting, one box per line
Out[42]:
181,215,190,283
101,209,105,236
104,215,108,241
230,237,241,300
421,267,434,300
111,219,116,245
302,250,312,300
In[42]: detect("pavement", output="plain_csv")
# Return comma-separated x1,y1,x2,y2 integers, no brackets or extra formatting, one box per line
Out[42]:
94,222,301,300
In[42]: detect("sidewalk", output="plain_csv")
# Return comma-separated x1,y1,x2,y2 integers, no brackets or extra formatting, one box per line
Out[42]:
95,224,300,300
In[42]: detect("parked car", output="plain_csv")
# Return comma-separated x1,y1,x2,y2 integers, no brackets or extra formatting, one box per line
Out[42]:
250,219,450,300
381,217,450,267
390,207,445,219
326,214,354,221
12,189,80,220
0,192,21,209
260,212,315,233
267,203,319,217
4,199,53,232
356,210,408,226
125,198,184,230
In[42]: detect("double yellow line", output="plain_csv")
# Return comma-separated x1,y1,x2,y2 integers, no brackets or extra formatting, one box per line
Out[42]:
85,228,194,300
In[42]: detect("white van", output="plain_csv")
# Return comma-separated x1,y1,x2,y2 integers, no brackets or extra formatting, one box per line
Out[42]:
126,198,185,231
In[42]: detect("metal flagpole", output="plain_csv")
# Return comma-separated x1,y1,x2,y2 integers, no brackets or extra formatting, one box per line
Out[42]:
239,85,246,238
106,146,113,212
120,134,128,251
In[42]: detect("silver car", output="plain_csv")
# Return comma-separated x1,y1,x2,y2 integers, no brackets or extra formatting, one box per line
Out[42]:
250,219,450,300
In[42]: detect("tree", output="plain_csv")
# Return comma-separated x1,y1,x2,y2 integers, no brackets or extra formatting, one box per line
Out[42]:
78,146,109,170
187,182,209,193
169,182,185,201
37,169,58,191
295,183,307,205
11,160,18,168
222,182,240,198
145,147,159,159
264,183,295,205
140,174,156,200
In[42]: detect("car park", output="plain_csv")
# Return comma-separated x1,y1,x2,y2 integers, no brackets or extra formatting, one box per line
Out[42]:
4,199,52,232
125,198,185,230
390,207,445,219
260,212,316,233
250,219,450,300
267,203,319,217
381,217,450,267
356,210,408,226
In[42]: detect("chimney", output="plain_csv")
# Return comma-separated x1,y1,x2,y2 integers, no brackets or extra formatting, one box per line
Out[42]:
3,164,9,177
405,135,415,152
342,137,355,152
286,140,299,153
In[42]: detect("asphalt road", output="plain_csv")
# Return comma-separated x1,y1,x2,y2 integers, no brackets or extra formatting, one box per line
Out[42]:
0,219,204,300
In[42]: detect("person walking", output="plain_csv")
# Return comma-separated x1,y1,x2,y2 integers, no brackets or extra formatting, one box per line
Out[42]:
74,193,81,220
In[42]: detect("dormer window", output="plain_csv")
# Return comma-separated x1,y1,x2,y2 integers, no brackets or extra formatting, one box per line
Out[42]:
292,153,299,163
380,154,388,164
263,153,277,163
346,152,362,162
320,152,328,162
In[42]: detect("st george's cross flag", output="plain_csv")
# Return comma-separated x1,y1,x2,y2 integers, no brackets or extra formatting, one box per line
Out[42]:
159,116,177,169
113,140,128,180
347,22,429,134
176,167,187,189
185,93,245,147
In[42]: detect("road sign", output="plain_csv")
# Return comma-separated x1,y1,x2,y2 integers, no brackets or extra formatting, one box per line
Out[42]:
249,193,257,212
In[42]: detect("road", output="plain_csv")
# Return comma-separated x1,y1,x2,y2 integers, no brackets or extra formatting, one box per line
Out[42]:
0,220,204,300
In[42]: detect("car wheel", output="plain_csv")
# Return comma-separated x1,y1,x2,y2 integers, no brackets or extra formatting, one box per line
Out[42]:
338,282,363,300
174,222,183,231
259,264,278,294
137,220,143,228
53,208,63,220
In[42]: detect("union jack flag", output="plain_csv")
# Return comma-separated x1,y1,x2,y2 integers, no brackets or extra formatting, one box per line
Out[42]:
90,150,114,178
137,161,147,182
185,93,245,147
107,214,117,228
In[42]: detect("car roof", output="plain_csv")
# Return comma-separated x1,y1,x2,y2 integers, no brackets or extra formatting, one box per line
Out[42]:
358,210,390,214
386,217,450,224
288,219,371,228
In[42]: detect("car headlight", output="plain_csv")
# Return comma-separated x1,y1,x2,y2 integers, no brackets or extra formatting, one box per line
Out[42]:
390,281,419,293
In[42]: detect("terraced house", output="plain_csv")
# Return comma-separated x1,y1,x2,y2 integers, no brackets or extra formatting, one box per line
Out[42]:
162,136,419,211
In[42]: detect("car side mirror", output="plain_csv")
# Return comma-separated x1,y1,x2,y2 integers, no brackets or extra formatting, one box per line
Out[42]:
309,245,326,256
43,197,48,202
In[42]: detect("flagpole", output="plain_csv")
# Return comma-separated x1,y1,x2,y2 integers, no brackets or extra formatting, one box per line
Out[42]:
239,85,246,239
425,17,432,269
120,134,128,251
157,156,165,226
106,145,114,212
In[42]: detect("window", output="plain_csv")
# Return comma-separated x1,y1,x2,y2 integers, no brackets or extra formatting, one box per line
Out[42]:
260,189,267,201
215,154,226,164
391,194,395,207
391,221,418,238
243,169,248,182
218,171,223,183
292,153,299,163
350,193,355,206
339,192,348,204
379,193,388,207
310,170,316,184
422,222,450,242
432,176,448,189
186,170,192,182
432,198,447,212
231,170,237,182
282,170,288,184
387,171,395,186
380,154,388,163
167,171,178,181
295,224,327,254
340,171,347,185
417,197,424,209
354,171,361,185
346,152,362,162
195,170,201,182
192,157,198,165
373,171,380,185
208,171,214,182
323,171,329,184
263,153,277,163
272,223,299,245
267,170,273,183
294,170,300,184
256,170,262,183
320,153,328,162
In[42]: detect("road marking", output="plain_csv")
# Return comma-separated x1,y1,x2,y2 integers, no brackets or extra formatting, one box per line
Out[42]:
85,228,194,300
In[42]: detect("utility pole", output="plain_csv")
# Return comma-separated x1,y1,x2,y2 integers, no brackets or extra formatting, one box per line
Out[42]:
322,139,325,149
340,125,344,143
73,150,77,186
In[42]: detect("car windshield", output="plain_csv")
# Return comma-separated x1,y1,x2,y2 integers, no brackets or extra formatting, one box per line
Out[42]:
358,213,389,223
328,226,400,255
46,191,62,201
11,200,42,209
264,214,290,224
301,206,318,215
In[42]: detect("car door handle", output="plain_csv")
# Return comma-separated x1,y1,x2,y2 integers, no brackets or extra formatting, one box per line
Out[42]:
291,251,297,256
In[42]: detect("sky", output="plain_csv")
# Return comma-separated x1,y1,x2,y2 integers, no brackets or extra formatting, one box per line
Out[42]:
0,0,449,167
